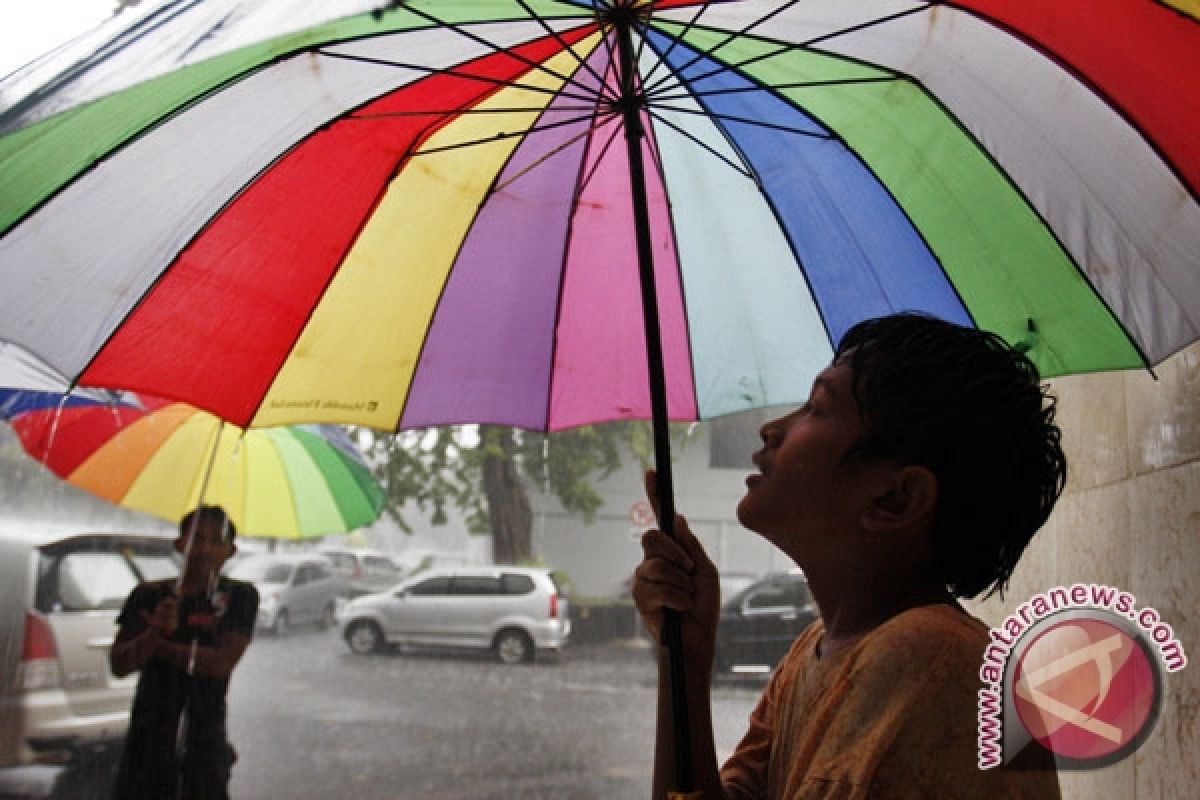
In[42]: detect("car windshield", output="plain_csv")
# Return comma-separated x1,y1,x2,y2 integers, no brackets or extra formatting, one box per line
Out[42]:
56,552,140,611
230,559,292,584
719,573,759,605
131,552,181,581
322,552,353,569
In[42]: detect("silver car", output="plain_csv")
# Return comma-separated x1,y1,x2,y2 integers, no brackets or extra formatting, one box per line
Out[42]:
227,553,340,636
0,524,178,772
339,566,570,664
317,547,403,598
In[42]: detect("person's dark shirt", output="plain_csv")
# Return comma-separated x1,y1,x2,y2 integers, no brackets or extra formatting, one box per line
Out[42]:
112,576,257,800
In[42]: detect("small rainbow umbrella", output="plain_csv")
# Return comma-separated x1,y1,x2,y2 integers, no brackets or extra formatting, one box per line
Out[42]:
0,390,386,540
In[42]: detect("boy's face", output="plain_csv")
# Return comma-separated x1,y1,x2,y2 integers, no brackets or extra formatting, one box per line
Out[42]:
176,518,235,575
737,362,884,558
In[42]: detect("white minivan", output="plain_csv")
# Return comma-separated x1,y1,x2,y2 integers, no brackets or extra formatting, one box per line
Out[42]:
339,566,570,664
0,524,178,773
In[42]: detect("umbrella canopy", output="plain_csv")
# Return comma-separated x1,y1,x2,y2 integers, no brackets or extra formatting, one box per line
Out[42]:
3,2,1196,791
0,390,386,540
0,0,1196,433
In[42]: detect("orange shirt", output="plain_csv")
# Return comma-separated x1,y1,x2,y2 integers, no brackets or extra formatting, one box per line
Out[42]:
720,604,1059,799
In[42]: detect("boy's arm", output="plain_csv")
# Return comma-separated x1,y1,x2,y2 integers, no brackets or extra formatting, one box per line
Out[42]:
152,630,253,679
110,588,176,678
651,636,723,800
155,582,259,678
633,472,727,799
109,625,165,678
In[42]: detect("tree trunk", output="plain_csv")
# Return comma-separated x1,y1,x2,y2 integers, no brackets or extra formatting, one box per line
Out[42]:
481,427,532,565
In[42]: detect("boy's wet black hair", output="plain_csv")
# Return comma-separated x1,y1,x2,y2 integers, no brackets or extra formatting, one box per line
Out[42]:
835,312,1067,599
179,504,237,543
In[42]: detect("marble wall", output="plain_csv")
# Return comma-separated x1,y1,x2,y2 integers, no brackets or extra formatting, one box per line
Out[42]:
965,342,1199,798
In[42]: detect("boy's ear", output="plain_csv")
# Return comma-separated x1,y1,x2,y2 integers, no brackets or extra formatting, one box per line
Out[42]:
861,465,937,532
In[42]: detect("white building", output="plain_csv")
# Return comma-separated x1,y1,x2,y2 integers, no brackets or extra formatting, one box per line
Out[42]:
530,412,785,599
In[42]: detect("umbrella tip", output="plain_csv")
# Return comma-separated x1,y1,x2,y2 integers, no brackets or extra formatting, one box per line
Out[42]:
371,1,405,22
1014,318,1037,354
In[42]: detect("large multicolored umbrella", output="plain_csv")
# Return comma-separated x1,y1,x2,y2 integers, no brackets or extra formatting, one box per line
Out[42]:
1,0,1196,430
0,390,386,540
1,1,1197,791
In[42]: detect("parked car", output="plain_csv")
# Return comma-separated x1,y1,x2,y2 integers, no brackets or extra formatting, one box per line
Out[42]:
227,553,339,636
718,571,762,604
339,566,571,664
714,570,818,674
317,547,402,597
0,524,179,772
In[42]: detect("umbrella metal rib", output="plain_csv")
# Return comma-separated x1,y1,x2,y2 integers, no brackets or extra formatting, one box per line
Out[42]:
319,48,607,106
514,0,613,91
399,1,610,102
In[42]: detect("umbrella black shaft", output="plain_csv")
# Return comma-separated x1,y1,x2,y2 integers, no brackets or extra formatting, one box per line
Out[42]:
614,13,694,796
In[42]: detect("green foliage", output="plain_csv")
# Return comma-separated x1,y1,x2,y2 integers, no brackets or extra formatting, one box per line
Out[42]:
356,427,483,533
516,426,619,521
354,420,695,535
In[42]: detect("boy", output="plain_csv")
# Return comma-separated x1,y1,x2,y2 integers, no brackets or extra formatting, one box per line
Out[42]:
110,505,258,800
633,313,1064,798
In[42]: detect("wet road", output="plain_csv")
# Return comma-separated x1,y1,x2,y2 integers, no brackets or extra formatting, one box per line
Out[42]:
227,627,764,800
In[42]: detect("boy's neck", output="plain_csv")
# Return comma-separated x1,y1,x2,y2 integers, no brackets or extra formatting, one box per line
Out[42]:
179,569,216,595
809,568,952,643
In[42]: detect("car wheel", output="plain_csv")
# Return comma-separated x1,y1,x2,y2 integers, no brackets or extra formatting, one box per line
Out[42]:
320,602,337,630
346,620,383,655
271,610,289,637
493,628,533,664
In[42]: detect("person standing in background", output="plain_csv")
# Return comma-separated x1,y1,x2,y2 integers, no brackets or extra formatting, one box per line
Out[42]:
110,505,258,800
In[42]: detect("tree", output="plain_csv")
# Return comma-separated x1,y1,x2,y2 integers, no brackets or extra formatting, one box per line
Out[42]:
357,421,691,564
479,427,532,564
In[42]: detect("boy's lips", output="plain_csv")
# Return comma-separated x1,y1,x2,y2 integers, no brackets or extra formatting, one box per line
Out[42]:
745,457,767,488
747,451,768,485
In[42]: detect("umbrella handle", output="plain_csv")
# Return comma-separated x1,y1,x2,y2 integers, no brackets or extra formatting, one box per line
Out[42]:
611,10,695,794
653,465,695,795
662,609,694,793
